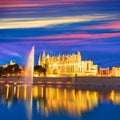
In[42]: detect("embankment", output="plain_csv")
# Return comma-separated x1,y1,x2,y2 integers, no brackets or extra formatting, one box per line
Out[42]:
0,76,120,91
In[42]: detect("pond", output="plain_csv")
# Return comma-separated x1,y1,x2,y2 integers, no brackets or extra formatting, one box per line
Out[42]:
0,84,120,120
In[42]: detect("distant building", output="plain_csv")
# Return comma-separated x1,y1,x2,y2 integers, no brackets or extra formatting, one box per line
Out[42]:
81,60,98,76
112,67,120,76
3,60,16,68
99,67,110,76
9,60,16,65
38,51,98,76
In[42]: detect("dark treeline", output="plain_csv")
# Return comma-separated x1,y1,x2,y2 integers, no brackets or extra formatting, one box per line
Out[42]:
0,64,48,77
0,64,21,77
34,64,48,76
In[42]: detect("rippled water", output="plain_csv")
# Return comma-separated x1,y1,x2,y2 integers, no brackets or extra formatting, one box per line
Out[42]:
0,84,120,120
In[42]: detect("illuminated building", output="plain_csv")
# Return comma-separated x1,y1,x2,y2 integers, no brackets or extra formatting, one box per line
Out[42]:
3,59,16,68
38,51,98,76
9,60,16,65
99,67,110,76
112,67,120,76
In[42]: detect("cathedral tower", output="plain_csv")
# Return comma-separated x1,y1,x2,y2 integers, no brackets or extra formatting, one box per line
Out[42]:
39,51,46,67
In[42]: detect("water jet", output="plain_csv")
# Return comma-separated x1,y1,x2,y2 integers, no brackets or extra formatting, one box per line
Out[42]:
24,46,34,85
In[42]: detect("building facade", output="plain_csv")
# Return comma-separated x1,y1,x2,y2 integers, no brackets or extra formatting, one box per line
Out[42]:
112,67,120,76
99,67,110,76
38,51,98,76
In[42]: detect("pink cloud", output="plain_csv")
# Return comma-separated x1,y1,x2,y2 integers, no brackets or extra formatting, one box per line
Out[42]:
77,21,120,30
0,0,98,4
5,31,120,45
0,0,99,8
40,32,120,39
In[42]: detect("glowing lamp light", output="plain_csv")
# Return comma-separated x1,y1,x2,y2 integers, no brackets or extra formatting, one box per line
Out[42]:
53,63,57,67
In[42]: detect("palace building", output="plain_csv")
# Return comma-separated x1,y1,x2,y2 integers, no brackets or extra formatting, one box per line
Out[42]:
38,51,98,76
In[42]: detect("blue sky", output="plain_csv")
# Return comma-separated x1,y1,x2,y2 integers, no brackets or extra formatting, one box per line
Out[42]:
0,0,120,68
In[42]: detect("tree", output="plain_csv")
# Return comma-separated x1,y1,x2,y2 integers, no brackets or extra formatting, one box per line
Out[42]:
0,66,4,76
3,64,21,76
34,65,44,73
34,64,48,76
42,64,48,76
13,64,21,74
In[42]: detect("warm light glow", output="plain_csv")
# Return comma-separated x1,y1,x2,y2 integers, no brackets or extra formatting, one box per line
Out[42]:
3,85,120,117
1,84,120,118
110,90,115,101
6,85,10,99
23,86,27,100
34,74,39,77
13,86,16,96
32,86,38,98
39,51,98,76
17,86,20,99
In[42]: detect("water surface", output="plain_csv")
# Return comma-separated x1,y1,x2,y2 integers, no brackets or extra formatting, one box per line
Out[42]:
0,84,120,120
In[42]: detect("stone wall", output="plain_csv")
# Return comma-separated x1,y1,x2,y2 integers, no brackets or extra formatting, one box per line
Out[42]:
74,77,120,91
0,76,120,91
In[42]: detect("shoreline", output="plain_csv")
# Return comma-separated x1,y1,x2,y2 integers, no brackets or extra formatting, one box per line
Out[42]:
0,76,120,91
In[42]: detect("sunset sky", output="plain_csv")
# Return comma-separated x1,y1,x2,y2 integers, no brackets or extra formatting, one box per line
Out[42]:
0,0,120,68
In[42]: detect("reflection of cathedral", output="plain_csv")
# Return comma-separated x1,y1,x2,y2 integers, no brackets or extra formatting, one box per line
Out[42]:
38,51,98,76
1,85,120,117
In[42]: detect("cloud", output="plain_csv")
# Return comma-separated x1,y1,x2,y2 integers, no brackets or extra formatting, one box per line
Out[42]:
0,14,112,29
0,44,21,57
2,32,119,46
1,49,21,57
76,21,120,30
39,32,120,39
0,0,99,8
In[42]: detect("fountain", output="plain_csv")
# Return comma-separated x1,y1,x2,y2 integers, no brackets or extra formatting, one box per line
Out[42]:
24,46,34,84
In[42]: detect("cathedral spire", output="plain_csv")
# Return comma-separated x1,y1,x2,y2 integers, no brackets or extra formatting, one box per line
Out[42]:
39,51,46,67
41,51,46,58
77,51,81,61
10,59,16,65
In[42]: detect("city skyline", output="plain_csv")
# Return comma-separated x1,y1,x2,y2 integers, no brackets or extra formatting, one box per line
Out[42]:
2,50,120,69
1,48,120,69
0,0,120,68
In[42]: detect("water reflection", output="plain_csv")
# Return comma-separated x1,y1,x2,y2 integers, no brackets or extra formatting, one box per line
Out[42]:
0,85,120,120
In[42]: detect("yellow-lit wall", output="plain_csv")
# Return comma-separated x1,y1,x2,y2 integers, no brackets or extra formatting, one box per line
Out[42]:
112,67,120,76
39,51,98,76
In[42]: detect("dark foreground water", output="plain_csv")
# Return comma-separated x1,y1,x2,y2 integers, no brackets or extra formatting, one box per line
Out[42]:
0,84,120,120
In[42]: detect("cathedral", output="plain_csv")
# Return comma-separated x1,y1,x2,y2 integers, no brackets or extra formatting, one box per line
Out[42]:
38,51,98,76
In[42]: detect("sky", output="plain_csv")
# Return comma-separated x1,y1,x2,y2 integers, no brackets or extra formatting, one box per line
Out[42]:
0,0,120,68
